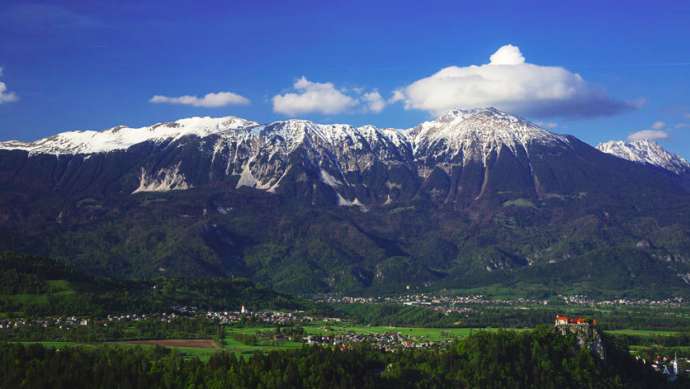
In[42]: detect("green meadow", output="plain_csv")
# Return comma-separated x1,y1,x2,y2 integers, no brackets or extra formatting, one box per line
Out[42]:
13,324,689,362
607,329,681,337
12,324,508,361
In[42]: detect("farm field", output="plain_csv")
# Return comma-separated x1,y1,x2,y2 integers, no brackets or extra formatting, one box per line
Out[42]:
123,339,220,348
607,329,681,337
13,324,690,362
11,324,503,361
302,324,512,341
222,324,512,341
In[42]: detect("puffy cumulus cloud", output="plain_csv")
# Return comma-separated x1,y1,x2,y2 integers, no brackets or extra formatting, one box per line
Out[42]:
0,68,18,104
628,130,669,141
489,44,525,65
272,77,385,115
0,82,17,103
272,77,356,115
392,44,638,118
150,91,250,107
362,91,386,113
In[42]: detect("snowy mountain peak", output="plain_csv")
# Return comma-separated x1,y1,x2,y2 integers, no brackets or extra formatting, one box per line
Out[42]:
597,139,690,175
410,107,570,164
436,106,509,121
0,116,258,155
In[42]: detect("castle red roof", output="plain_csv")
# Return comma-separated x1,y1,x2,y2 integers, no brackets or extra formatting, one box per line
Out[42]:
555,314,594,325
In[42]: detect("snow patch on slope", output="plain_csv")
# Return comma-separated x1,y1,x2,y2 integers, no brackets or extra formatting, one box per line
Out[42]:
133,162,191,193
320,169,343,187
336,193,366,209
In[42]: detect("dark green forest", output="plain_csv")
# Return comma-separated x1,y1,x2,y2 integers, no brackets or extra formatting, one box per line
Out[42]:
0,252,300,317
0,327,677,389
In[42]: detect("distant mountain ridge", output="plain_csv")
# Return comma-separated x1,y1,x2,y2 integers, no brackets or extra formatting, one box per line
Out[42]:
597,139,690,175
2,108,690,296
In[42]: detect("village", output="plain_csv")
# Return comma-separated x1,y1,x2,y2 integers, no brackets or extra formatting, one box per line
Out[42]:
303,332,437,352
0,306,326,334
316,293,685,314
319,293,685,307
559,295,684,307
0,307,448,352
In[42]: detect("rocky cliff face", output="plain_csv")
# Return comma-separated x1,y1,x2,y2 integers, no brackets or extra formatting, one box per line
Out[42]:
555,321,605,360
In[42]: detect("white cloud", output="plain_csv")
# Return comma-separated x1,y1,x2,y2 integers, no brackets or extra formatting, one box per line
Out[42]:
392,44,637,118
650,121,666,130
628,120,674,141
273,77,356,115
0,68,18,104
675,122,690,129
389,89,405,104
362,91,386,113
150,91,250,108
489,44,525,65
628,130,669,141
272,77,384,115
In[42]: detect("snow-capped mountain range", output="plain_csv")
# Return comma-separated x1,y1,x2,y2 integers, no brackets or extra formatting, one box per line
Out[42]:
0,116,259,155
0,108,686,208
597,139,690,175
2,107,563,160
3,108,690,290
0,108,561,196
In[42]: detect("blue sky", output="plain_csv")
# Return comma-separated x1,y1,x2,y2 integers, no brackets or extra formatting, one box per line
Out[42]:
1,0,689,157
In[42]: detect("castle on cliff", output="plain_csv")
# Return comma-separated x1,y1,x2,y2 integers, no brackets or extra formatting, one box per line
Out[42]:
554,314,605,360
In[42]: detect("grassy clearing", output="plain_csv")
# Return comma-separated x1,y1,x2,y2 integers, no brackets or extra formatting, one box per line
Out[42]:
17,341,95,348
16,340,221,362
301,325,509,341
46,280,73,293
0,280,77,310
607,329,681,337
222,327,303,357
